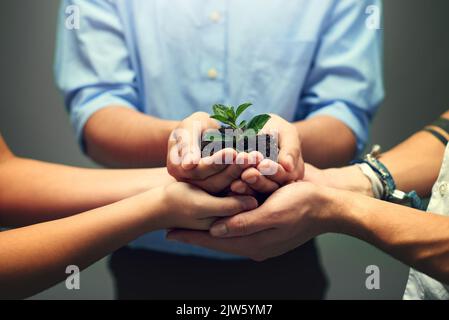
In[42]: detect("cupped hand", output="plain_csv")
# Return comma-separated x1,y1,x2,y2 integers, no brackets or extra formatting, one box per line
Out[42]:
230,114,304,195
167,182,334,261
160,182,258,231
167,112,221,179
167,112,264,194
187,150,263,194
262,114,303,176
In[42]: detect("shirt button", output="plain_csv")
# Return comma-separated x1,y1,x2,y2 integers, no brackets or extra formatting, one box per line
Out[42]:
209,11,221,23
439,182,448,197
207,68,218,79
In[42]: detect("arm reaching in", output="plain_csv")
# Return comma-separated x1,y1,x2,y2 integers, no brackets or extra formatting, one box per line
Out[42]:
303,111,449,197
84,106,179,168
0,133,257,298
236,110,449,197
0,134,174,227
168,182,449,284
0,182,256,299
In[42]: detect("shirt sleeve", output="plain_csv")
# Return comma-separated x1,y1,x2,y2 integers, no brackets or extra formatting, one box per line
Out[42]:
54,0,140,148
297,0,385,155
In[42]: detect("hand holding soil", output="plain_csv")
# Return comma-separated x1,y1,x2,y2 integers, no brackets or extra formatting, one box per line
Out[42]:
167,103,303,195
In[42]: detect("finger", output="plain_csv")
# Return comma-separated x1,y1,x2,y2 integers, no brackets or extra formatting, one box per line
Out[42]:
241,168,280,194
196,218,217,231
249,175,280,194
167,133,188,170
208,206,271,238
277,126,302,173
235,151,264,167
257,159,291,184
180,121,203,171
199,159,253,194
167,230,245,256
202,195,258,218
230,180,256,196
166,229,278,261
181,152,201,170
191,148,236,179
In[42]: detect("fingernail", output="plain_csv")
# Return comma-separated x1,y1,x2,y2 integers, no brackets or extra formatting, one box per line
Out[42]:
246,176,257,184
210,224,228,237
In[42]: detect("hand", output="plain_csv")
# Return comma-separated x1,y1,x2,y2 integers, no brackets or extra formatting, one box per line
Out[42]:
230,114,304,195
231,162,375,197
159,182,258,231
189,151,264,194
167,182,334,261
166,112,261,194
167,112,221,179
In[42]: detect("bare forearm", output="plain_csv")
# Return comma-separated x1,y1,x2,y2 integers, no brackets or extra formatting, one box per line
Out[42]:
376,111,449,196
84,106,179,168
0,189,166,299
379,131,445,197
294,116,357,168
0,157,174,227
318,132,444,198
310,112,448,198
332,190,449,284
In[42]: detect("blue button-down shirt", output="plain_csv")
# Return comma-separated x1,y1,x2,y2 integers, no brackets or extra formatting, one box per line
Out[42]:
55,0,384,259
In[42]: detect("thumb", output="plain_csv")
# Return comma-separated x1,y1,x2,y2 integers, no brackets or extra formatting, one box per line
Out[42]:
207,196,258,217
181,121,202,170
278,127,302,174
209,206,271,238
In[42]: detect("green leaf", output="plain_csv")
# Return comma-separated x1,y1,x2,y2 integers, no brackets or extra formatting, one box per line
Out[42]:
246,114,271,134
231,106,237,121
212,104,229,119
236,102,252,119
226,107,236,123
238,120,247,129
210,114,229,123
210,115,238,129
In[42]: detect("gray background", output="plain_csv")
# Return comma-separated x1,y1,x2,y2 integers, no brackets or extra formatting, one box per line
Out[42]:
0,0,448,300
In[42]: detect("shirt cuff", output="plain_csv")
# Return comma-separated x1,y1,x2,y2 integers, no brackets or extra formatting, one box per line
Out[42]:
70,93,138,153
305,101,369,156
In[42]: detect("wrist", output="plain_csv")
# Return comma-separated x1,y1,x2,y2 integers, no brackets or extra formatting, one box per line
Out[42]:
325,165,374,197
139,186,171,231
166,119,180,134
155,182,191,230
317,187,355,235
307,185,344,235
